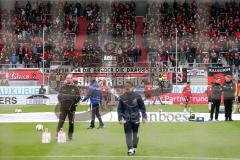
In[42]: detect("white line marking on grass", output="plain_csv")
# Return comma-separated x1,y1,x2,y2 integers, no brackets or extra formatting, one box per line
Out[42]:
1,155,239,159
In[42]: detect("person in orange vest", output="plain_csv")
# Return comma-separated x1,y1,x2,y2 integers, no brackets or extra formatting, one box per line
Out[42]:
182,82,192,112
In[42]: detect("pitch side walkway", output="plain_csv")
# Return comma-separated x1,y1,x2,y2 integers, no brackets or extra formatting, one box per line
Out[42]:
0,112,240,123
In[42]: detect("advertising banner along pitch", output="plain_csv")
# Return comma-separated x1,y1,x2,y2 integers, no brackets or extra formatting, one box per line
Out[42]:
208,67,232,84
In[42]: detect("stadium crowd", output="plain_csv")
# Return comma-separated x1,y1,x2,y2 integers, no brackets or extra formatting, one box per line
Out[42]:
0,1,80,68
82,1,138,67
0,1,239,69
144,1,240,69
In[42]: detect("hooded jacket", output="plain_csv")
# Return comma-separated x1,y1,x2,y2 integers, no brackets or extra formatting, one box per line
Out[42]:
118,91,147,123
82,82,102,106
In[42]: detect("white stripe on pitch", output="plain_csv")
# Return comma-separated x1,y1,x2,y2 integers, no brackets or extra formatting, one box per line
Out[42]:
0,155,239,160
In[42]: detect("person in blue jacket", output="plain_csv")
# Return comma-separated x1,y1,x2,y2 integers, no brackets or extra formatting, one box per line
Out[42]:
118,81,147,156
82,79,104,129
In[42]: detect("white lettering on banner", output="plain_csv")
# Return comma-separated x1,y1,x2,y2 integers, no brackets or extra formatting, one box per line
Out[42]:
76,77,147,87
176,73,183,82
192,96,208,102
170,67,182,73
162,96,185,102
172,85,207,94
187,69,205,76
209,68,231,72
0,86,49,95
11,73,30,80
159,93,208,104
103,56,116,61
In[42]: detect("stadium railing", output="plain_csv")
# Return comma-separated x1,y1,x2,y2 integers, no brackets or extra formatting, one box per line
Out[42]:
50,61,68,66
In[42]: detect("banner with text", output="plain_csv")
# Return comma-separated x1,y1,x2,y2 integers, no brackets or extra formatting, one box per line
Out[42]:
8,68,42,80
160,93,208,104
208,67,232,84
71,67,184,74
0,94,57,105
171,85,207,94
0,86,49,95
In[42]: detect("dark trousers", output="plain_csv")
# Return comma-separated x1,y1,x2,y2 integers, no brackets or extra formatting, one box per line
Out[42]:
124,122,140,150
57,109,75,137
210,99,220,120
90,104,104,127
224,99,233,120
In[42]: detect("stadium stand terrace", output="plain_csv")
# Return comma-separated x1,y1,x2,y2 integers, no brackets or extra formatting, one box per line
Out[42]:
0,0,239,70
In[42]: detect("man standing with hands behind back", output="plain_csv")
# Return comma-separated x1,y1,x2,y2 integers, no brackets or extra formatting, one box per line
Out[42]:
209,77,222,121
118,81,147,156
222,75,236,121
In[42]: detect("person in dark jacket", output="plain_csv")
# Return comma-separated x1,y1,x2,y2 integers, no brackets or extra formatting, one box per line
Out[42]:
222,75,236,121
118,81,147,156
56,79,81,140
82,79,104,129
209,77,222,121
39,85,46,95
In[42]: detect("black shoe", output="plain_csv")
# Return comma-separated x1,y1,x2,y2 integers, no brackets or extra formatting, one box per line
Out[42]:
68,133,73,141
229,119,233,121
97,125,104,129
87,126,95,129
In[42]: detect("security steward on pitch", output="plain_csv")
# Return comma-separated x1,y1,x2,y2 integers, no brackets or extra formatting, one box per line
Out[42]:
209,77,222,121
222,75,236,121
118,81,147,156
57,79,81,140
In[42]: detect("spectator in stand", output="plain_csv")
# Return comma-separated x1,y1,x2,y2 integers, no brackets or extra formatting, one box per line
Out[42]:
186,47,195,67
84,3,100,35
0,1,240,68
9,53,18,68
143,1,240,67
0,1,80,68
55,72,62,90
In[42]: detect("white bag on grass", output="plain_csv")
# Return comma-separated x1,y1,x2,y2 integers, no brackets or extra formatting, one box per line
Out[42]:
42,128,51,143
57,128,66,143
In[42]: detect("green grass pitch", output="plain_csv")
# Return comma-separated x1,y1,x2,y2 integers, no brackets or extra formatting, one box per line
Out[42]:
0,104,210,114
0,104,239,160
0,122,240,160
